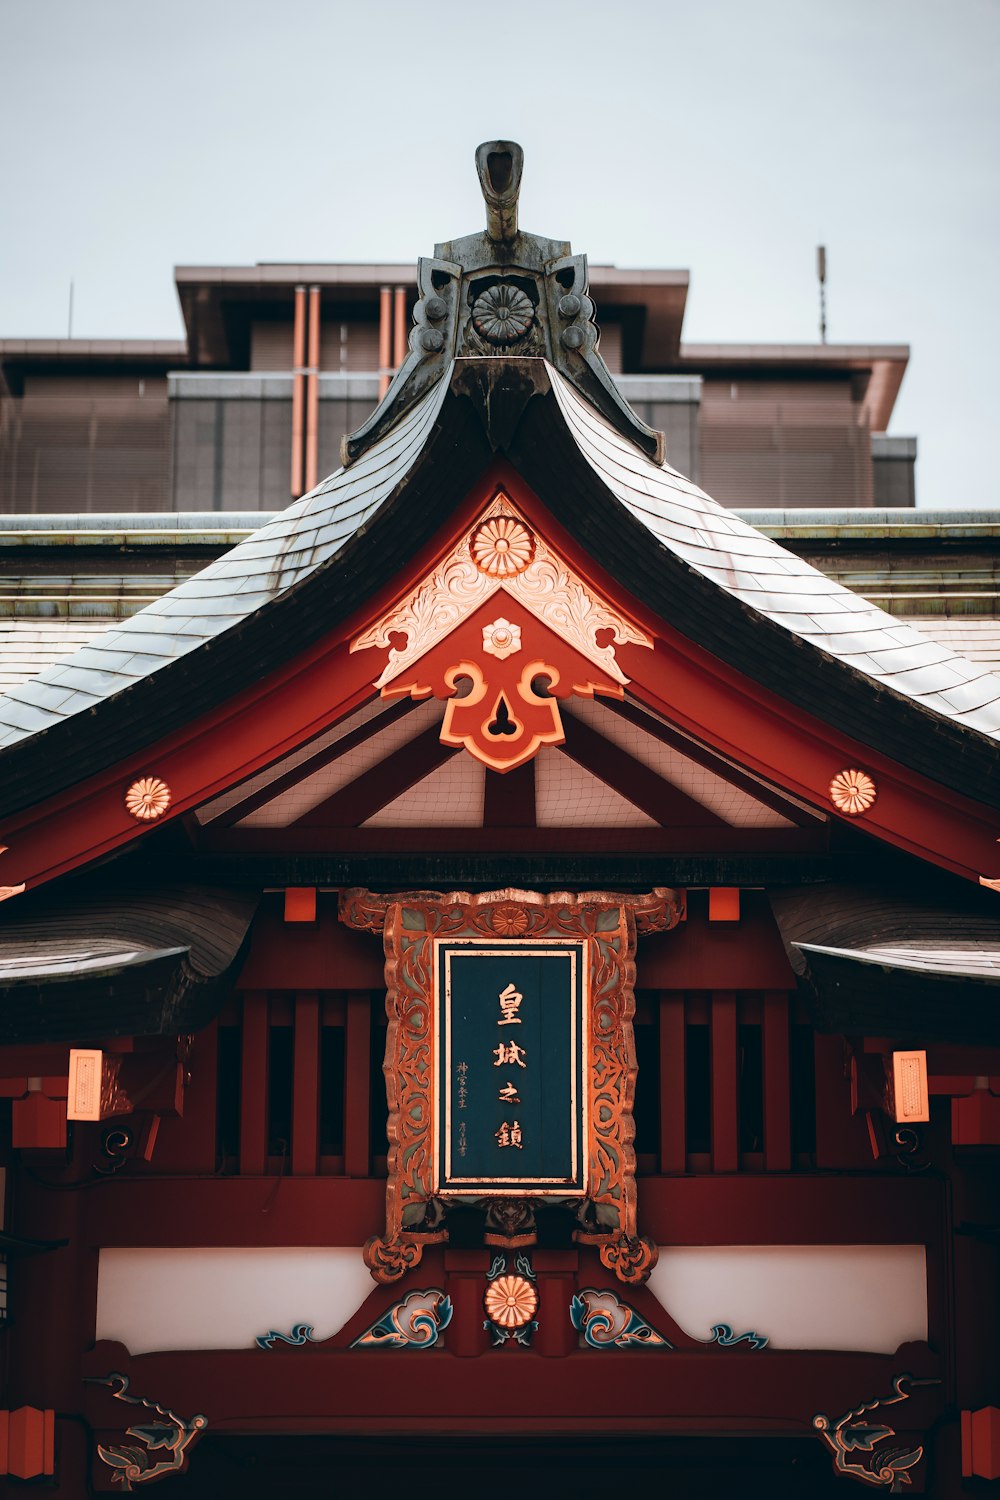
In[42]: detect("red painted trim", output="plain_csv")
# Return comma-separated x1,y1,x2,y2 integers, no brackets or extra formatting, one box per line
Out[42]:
711,992,739,1172
560,710,728,827
2,460,998,895
82,1173,944,1249
79,1343,943,1440
293,724,455,828
205,825,820,855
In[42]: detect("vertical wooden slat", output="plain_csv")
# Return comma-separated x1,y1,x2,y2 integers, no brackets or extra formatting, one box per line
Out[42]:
292,992,320,1176
378,286,392,400
344,992,371,1178
659,992,686,1172
762,990,792,1171
239,991,268,1175
711,990,739,1173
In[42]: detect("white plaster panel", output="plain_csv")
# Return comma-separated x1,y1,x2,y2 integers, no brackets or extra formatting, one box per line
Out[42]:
96,1247,375,1354
647,1244,927,1353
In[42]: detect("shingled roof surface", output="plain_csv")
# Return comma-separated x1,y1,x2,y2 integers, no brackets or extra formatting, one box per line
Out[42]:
0,361,999,759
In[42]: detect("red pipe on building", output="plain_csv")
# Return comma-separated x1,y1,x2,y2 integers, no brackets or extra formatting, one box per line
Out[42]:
290,286,306,498
393,285,407,374
304,285,320,493
378,286,392,400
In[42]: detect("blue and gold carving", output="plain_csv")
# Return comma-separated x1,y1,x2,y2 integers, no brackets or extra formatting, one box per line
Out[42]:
255,1324,317,1351
571,1288,671,1348
814,1373,938,1490
351,1289,452,1349
85,1373,206,1490
709,1323,769,1350
483,1252,538,1346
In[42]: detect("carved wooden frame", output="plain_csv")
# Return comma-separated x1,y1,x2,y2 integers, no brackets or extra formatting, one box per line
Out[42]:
339,886,683,1284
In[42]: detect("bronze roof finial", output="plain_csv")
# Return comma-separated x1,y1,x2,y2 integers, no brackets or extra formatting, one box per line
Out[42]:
476,141,523,244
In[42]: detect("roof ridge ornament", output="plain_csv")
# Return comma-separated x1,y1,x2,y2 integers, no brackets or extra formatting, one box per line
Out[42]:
342,141,665,467
477,140,523,244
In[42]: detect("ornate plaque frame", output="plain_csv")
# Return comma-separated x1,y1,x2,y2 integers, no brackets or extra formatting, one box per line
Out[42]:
339,887,683,1284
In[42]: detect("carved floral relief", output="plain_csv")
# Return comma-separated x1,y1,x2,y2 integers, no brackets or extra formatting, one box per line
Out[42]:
350,492,652,772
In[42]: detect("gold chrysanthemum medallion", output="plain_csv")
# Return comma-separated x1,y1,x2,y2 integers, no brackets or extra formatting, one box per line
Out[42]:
471,516,534,578
125,776,172,822
484,1273,538,1329
829,768,877,816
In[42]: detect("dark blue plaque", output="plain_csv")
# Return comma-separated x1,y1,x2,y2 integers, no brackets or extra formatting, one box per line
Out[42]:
435,940,587,1195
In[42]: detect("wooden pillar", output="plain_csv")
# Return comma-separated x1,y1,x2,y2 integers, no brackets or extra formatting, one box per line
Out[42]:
392,285,407,372
291,992,320,1176
658,992,686,1172
344,992,371,1178
711,990,739,1173
762,990,792,1171
304,285,320,493
239,992,268,1175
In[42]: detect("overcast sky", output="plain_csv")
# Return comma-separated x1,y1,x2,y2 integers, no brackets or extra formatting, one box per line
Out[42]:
4,0,998,508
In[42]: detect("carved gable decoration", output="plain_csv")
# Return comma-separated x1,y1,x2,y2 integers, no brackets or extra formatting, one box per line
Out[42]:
351,493,652,772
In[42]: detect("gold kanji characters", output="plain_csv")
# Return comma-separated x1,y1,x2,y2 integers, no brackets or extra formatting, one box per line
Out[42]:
495,1120,523,1149
493,1040,527,1068
498,982,522,1025
498,1081,521,1104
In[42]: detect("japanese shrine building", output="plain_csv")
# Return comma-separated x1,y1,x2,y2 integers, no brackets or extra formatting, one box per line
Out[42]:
0,142,998,1496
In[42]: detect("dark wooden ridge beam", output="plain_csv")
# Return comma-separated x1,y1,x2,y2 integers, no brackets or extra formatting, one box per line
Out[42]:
606,697,820,828
293,723,456,829
214,697,418,828
484,761,536,828
559,709,728,828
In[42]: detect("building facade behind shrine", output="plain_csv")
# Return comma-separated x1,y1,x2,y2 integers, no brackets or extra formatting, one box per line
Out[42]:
0,141,998,1498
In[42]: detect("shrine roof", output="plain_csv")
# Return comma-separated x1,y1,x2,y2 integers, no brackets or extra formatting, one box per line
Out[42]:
0,357,999,822
0,882,258,1043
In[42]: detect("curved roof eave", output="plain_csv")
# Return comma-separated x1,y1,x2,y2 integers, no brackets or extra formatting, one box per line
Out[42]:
0,359,998,820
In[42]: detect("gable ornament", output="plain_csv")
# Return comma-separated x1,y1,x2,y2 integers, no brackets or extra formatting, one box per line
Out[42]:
351,492,652,773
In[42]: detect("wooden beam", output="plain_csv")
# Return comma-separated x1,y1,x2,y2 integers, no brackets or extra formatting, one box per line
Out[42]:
711,991,739,1173
293,724,455,829
215,698,417,827
344,992,371,1178
560,710,729,827
604,697,821,828
291,993,320,1176
238,992,268,1176
483,760,535,827
762,991,792,1171
659,992,686,1173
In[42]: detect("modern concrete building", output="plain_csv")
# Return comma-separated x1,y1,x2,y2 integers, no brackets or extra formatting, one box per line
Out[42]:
0,262,914,516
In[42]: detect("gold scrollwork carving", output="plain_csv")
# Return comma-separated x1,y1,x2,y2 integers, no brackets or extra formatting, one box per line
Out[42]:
341,887,680,1285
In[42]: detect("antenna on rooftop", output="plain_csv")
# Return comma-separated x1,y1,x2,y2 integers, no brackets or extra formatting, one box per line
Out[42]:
817,245,827,344
67,280,74,339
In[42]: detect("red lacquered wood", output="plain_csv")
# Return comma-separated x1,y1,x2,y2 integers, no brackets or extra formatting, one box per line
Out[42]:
711,991,739,1173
